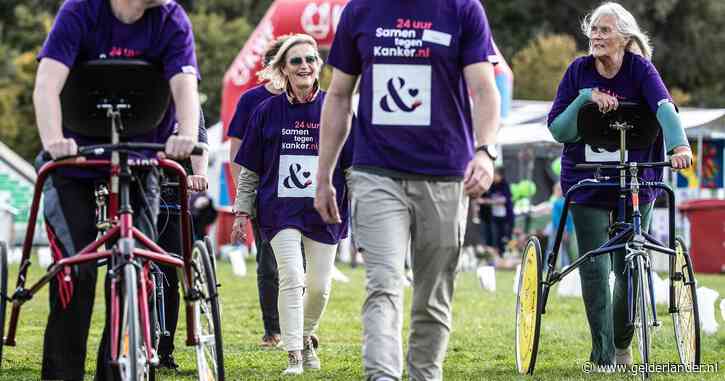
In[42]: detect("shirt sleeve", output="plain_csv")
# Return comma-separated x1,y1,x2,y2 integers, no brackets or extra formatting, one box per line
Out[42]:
460,0,495,67
326,3,362,75
547,61,580,125
37,1,85,67
234,106,265,173
639,60,672,114
160,6,199,81
227,94,250,139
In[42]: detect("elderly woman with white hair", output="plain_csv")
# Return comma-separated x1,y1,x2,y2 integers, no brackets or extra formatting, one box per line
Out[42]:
231,33,353,375
547,1,692,369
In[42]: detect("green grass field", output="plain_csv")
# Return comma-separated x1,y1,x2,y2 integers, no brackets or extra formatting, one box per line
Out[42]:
2,258,724,380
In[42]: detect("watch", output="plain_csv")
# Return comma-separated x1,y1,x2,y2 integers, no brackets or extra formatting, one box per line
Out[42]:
475,144,498,161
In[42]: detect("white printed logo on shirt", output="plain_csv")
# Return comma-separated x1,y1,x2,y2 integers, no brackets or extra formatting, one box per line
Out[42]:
421,29,451,47
372,64,431,126
278,155,318,198
585,145,628,162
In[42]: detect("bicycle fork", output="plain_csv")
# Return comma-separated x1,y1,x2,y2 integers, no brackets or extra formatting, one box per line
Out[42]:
625,242,661,329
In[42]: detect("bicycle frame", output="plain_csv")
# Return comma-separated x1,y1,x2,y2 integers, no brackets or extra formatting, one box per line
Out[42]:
539,175,679,322
2,150,201,361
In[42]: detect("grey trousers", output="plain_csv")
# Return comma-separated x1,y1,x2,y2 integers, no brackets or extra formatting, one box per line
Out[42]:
350,171,467,381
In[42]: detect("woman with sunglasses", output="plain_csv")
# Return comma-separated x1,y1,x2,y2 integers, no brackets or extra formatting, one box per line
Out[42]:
231,34,352,375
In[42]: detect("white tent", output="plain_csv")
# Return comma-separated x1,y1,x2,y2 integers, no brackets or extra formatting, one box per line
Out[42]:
497,100,725,146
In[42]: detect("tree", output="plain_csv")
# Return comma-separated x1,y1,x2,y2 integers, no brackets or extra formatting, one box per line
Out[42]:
511,34,585,101
190,11,252,124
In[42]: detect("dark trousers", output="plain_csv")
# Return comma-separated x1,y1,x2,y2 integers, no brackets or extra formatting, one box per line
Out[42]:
155,207,182,357
42,172,158,381
570,203,653,365
252,220,280,336
479,210,509,256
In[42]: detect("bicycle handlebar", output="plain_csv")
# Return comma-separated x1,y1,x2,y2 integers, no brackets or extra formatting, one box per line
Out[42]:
41,142,207,162
574,161,671,171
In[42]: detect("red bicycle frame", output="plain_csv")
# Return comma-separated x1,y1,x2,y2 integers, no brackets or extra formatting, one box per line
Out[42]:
3,155,201,363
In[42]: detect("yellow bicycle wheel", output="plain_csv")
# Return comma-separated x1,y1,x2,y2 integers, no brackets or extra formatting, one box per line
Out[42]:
671,237,701,365
515,237,543,375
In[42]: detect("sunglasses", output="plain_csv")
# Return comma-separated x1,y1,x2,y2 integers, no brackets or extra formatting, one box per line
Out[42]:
288,55,318,66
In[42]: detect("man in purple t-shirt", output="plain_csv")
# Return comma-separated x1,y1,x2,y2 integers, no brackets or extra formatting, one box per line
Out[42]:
315,1,501,380
33,0,199,379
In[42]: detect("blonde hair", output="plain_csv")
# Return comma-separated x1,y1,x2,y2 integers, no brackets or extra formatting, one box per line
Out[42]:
257,34,321,90
581,2,652,60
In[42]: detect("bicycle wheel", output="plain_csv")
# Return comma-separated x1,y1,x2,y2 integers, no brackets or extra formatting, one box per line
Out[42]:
671,238,700,365
117,263,152,381
191,241,224,381
515,237,542,375
634,255,651,378
204,236,217,277
0,241,8,367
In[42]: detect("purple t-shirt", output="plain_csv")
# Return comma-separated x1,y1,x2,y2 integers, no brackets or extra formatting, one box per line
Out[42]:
548,52,671,207
235,92,353,244
327,0,496,178
38,0,198,172
227,84,275,140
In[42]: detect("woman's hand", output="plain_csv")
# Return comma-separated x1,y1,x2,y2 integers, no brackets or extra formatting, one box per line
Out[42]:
591,89,619,113
671,146,693,170
187,175,208,192
230,214,249,243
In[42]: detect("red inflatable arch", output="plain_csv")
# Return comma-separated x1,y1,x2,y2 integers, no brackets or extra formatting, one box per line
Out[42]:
220,0,348,137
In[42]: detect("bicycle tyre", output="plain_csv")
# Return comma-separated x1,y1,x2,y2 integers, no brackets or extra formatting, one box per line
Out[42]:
118,263,152,381
0,241,8,367
671,238,701,365
634,255,651,379
192,241,225,380
515,237,542,375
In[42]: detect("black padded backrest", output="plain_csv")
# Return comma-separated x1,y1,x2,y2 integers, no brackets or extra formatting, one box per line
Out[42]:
60,59,170,139
577,101,661,150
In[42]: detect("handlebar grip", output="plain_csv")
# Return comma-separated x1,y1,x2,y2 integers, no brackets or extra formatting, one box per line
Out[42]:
41,142,207,162
574,163,605,170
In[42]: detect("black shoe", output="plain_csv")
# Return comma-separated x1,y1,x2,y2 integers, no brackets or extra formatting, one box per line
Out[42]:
158,354,180,370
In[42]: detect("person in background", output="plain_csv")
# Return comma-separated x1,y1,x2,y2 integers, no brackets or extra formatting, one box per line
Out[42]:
156,108,209,370
546,182,577,268
477,167,513,258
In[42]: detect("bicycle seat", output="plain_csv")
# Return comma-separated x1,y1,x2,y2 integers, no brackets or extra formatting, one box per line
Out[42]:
60,59,171,139
577,101,660,150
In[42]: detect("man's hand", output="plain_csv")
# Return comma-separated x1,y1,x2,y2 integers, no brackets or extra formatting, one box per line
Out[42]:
187,175,208,192
463,151,494,198
165,135,196,159
46,138,78,159
314,178,341,224
671,146,693,170
591,89,619,113
230,215,249,243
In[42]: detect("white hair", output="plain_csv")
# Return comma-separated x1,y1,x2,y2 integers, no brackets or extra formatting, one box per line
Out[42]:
257,34,320,90
581,2,652,60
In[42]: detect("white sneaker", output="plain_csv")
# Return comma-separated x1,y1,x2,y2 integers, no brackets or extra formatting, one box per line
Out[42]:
615,346,633,365
283,352,303,375
303,337,321,369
